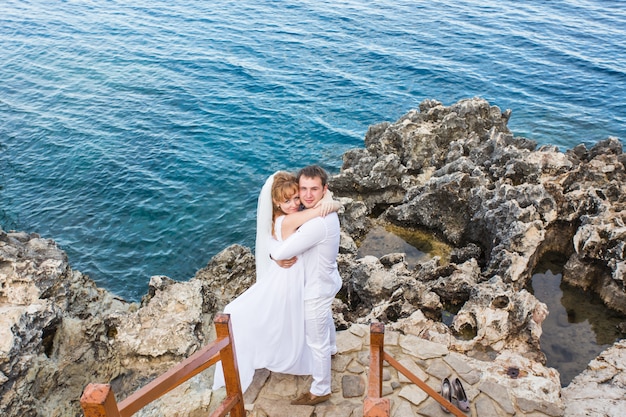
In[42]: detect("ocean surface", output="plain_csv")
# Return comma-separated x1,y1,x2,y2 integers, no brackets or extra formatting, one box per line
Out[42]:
1,0,625,302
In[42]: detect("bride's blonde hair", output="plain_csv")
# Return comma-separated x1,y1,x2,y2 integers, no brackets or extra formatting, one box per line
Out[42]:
270,171,299,228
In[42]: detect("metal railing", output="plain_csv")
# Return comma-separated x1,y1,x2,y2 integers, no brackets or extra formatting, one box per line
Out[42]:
80,313,245,417
363,322,467,417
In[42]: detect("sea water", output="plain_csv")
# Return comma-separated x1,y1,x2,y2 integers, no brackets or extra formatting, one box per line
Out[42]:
1,0,625,301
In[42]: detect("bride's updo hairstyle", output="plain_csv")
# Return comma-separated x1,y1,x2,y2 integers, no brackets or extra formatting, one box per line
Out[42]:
271,171,299,219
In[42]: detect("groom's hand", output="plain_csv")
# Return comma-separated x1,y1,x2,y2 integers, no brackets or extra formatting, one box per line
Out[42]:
274,256,297,269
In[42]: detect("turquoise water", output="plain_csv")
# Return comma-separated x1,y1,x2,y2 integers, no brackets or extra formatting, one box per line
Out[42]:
1,0,625,301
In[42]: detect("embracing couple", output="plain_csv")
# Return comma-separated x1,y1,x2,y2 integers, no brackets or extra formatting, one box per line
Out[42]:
213,165,342,406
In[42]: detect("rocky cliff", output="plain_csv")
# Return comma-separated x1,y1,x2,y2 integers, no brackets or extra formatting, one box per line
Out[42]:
1,98,625,416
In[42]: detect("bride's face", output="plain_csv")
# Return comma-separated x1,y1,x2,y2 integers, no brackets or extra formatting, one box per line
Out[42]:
277,193,301,214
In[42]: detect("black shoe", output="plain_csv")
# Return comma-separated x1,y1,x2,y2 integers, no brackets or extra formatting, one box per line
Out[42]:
440,378,452,413
452,377,470,411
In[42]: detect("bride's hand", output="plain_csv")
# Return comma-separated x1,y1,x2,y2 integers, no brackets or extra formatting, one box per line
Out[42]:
318,201,334,217
275,256,297,268
315,191,342,216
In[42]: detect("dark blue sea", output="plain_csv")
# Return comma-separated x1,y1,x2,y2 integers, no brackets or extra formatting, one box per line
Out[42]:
1,0,625,302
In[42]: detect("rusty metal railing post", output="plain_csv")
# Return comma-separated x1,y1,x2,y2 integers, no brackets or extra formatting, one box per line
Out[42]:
80,383,122,417
363,322,390,417
214,314,245,417
368,322,385,398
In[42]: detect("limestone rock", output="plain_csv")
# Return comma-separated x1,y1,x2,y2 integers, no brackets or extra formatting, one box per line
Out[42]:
562,340,626,416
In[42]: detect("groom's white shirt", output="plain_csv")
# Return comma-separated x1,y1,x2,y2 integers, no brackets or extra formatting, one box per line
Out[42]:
269,212,341,300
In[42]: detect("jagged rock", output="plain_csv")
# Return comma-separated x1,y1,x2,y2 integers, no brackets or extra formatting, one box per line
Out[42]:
116,275,206,358
333,98,624,296
0,236,250,416
332,97,625,354
562,339,626,416
0,229,132,416
192,243,256,313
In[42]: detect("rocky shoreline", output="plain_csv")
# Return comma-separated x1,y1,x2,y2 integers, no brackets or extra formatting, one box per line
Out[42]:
1,98,625,416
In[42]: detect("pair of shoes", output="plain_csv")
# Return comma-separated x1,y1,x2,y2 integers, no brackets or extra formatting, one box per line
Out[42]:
290,392,331,406
440,377,470,413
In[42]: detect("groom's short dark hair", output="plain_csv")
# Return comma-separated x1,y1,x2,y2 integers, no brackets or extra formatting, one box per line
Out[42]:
297,165,328,186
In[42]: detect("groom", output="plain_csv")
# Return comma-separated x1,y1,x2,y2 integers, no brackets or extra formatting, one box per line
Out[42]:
270,165,342,406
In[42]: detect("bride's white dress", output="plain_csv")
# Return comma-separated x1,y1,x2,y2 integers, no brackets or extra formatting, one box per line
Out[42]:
212,215,313,392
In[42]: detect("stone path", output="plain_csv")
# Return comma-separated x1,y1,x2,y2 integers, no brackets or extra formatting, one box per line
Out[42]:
211,323,564,417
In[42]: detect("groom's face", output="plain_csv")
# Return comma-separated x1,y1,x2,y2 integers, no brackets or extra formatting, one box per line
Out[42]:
299,176,327,209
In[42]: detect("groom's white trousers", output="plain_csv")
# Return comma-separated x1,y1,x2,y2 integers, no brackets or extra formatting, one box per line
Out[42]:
304,296,337,396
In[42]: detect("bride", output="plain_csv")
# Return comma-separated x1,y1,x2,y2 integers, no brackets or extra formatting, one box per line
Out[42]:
212,171,341,392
